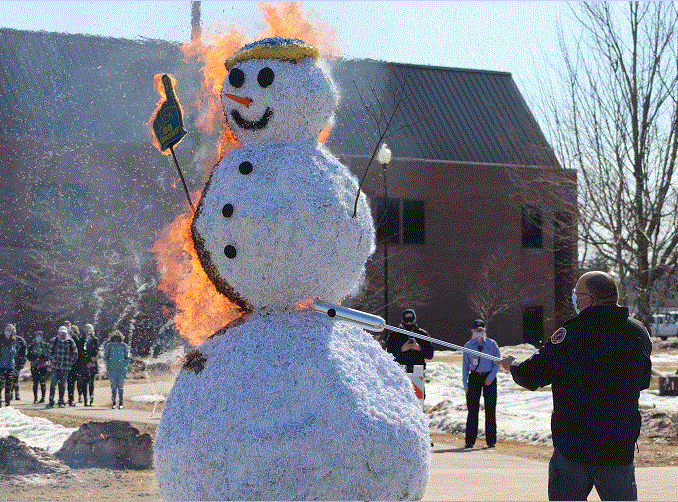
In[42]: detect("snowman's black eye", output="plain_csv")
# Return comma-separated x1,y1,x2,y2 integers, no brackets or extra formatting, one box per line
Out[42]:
229,68,245,88
257,67,274,88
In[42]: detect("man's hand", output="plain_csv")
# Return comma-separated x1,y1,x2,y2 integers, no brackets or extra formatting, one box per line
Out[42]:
401,339,421,352
484,379,493,386
498,355,516,372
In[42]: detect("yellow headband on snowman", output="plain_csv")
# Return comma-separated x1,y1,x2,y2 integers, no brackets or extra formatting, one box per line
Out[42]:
225,36,320,70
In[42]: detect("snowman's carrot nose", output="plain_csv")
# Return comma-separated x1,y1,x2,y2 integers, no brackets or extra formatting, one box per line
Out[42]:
224,93,253,107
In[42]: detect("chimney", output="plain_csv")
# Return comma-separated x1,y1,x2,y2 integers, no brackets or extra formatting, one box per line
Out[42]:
191,1,201,41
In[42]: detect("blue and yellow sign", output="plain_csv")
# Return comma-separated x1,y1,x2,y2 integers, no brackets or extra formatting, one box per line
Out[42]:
152,74,187,151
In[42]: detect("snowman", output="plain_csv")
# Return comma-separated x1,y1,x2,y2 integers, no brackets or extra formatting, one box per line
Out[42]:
154,37,430,500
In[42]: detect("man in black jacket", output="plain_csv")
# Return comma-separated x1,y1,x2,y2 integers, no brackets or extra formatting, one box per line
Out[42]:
385,309,434,373
498,271,652,501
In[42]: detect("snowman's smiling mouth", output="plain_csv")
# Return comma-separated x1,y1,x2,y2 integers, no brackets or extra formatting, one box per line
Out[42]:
231,107,273,130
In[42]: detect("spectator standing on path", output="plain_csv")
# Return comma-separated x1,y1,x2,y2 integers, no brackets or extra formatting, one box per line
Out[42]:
81,324,99,406
385,309,434,374
498,271,652,501
104,331,130,409
27,331,50,403
462,319,500,449
47,326,78,408
67,325,86,406
0,325,17,406
11,327,26,401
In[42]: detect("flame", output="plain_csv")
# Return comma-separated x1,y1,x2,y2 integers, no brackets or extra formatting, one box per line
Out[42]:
151,2,340,345
150,206,243,345
147,73,185,154
294,297,316,311
256,1,338,58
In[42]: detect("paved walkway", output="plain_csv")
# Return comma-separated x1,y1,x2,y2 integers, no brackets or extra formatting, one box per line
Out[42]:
13,379,678,501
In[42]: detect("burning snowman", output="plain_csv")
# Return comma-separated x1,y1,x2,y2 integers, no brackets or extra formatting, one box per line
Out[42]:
154,37,430,500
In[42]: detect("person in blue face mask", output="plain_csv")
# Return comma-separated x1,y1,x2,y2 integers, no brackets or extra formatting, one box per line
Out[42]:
498,271,652,501
462,319,501,449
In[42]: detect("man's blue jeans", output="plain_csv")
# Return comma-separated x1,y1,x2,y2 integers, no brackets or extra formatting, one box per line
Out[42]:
49,368,69,404
548,447,637,501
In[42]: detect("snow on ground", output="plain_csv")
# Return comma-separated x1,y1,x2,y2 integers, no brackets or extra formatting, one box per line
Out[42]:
0,406,76,453
2,343,677,453
425,345,678,444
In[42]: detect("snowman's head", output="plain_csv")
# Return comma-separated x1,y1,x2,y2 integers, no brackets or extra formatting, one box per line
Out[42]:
222,37,338,144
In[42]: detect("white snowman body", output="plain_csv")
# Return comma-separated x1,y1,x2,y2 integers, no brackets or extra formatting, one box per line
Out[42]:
154,312,429,500
154,37,430,500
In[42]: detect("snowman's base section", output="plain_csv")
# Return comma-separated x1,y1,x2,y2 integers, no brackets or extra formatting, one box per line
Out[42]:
154,311,429,500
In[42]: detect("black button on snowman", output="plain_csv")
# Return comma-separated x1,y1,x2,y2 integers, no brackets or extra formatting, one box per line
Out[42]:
154,37,430,501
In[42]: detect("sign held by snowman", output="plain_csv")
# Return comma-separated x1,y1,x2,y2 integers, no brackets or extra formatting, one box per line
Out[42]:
154,37,430,501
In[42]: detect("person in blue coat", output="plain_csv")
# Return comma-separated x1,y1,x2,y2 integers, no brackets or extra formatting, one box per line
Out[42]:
104,331,130,409
1,324,18,406
462,319,501,449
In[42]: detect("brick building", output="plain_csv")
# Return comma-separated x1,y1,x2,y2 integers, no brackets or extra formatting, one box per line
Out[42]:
0,28,576,348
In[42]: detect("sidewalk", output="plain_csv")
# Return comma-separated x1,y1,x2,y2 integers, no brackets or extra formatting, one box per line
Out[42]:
13,379,678,501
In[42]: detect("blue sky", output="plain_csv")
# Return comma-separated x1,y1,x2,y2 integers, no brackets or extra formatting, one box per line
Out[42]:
3,1,578,105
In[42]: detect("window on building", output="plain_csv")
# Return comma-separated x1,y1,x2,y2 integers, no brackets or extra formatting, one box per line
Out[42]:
375,197,400,244
523,306,544,346
403,199,425,244
521,206,542,248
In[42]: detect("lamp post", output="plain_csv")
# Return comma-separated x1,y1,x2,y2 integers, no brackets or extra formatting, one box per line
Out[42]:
377,142,392,325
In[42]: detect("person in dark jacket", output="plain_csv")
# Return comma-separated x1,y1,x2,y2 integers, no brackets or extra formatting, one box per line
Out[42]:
81,324,99,406
67,325,86,406
11,328,27,401
27,331,50,403
385,309,434,373
47,326,78,408
498,271,652,501
0,325,17,406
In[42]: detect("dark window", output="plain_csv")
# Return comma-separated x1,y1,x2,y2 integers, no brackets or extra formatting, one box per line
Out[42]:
403,199,425,244
375,197,399,244
523,306,544,346
521,206,542,248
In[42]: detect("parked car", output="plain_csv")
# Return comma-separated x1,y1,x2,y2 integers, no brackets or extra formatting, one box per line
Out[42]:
650,313,678,340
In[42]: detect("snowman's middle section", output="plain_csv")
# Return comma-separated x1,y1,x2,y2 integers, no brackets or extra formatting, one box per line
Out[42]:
192,140,375,310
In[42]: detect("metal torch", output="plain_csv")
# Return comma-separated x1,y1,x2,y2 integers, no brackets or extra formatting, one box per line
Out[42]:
313,299,501,362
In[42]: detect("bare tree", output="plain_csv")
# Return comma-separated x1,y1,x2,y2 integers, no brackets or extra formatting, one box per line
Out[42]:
467,246,544,330
538,1,678,326
0,194,163,346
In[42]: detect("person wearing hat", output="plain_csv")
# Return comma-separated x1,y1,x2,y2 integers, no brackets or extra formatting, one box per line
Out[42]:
462,319,501,449
385,309,434,375
46,326,78,408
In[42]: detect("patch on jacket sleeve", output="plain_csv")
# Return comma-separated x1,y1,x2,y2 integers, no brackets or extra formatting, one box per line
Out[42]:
550,327,567,344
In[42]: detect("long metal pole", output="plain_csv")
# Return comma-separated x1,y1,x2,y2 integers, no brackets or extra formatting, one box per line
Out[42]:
313,300,501,362
383,159,389,325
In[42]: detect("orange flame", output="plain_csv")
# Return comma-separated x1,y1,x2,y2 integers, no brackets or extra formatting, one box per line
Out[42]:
152,2,340,345
150,205,243,345
147,73,185,155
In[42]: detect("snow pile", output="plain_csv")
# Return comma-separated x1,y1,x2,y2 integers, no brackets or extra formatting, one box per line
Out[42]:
0,407,76,453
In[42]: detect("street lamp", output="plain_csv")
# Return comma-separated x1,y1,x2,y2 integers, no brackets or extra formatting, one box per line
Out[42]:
377,142,392,325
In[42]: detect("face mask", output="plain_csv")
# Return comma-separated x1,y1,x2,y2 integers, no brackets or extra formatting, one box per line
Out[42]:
474,331,484,341
572,292,580,315
4,331,10,337
35,336,42,342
